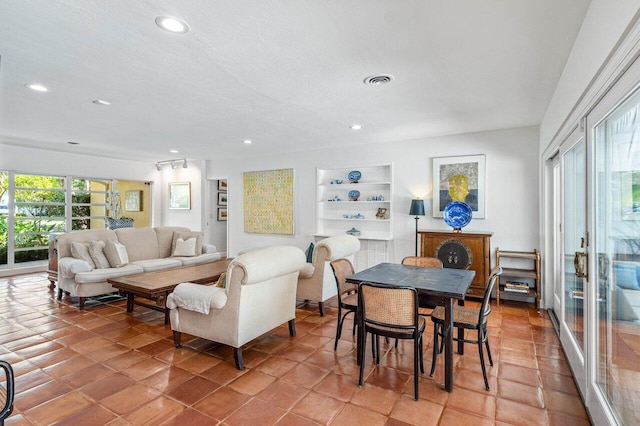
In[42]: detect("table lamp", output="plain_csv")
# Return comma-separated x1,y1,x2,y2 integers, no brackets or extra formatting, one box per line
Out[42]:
409,199,425,256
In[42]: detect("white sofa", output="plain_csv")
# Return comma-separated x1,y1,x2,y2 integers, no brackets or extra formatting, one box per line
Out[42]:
55,226,222,309
167,245,306,369
296,235,361,316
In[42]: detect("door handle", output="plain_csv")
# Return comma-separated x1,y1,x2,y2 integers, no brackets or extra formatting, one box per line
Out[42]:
574,251,588,279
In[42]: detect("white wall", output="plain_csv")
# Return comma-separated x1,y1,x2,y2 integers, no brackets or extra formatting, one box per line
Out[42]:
158,159,205,232
206,126,540,264
540,0,640,148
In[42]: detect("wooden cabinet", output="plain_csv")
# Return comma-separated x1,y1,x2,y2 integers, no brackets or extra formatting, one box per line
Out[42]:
419,230,492,299
495,248,540,310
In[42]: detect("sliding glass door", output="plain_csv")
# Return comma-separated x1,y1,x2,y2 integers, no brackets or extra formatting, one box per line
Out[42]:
591,85,640,426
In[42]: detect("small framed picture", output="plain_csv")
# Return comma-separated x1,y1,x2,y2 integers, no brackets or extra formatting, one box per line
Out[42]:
169,182,191,210
125,190,142,212
218,192,227,206
217,208,227,221
218,180,227,191
376,207,387,219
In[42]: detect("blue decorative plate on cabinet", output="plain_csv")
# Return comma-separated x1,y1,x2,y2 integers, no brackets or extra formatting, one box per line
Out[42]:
348,190,360,201
443,201,472,230
348,170,361,183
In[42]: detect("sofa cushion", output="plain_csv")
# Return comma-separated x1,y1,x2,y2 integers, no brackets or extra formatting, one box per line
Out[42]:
154,226,191,258
104,240,130,268
176,252,222,266
614,261,640,290
74,264,144,284
89,240,111,269
171,231,203,256
114,228,161,261
130,258,182,272
71,241,96,269
173,237,197,257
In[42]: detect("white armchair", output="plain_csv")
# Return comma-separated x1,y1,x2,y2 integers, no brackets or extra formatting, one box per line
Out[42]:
296,235,361,316
167,245,306,370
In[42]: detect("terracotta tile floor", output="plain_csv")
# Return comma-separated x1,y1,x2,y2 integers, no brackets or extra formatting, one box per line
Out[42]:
0,273,590,425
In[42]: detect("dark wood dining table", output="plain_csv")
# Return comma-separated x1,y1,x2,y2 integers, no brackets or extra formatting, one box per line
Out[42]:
346,262,475,392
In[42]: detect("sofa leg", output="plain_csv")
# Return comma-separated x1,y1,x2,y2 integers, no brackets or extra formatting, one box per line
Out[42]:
318,301,325,317
79,297,86,310
173,331,182,348
234,348,245,370
288,319,296,337
57,288,63,300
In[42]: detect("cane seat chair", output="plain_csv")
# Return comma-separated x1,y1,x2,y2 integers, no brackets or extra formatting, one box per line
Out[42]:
0,360,15,425
357,282,426,400
430,266,503,390
401,256,443,314
330,258,359,351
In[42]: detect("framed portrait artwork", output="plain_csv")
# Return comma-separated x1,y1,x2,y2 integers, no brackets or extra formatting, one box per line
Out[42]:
218,180,227,191
432,155,486,218
217,208,227,221
169,182,191,210
218,192,227,206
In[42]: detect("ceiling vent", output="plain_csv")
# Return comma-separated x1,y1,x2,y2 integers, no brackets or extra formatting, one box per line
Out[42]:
364,74,394,85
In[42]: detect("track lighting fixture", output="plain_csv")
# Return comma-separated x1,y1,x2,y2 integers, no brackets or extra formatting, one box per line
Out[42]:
155,158,188,171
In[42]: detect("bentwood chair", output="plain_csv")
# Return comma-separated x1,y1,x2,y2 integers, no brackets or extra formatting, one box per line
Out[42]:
330,258,359,351
430,266,503,390
401,256,443,314
0,360,15,425
357,282,425,400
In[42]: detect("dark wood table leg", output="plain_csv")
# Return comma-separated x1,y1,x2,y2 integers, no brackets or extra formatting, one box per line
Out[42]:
457,298,465,355
126,292,135,313
444,297,454,392
163,291,170,325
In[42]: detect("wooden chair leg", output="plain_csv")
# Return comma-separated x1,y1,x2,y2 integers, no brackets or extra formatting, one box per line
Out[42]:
358,332,367,386
57,288,62,300
318,301,325,317
79,297,86,310
172,331,182,348
234,348,245,370
288,319,296,337
430,323,439,377
413,336,419,401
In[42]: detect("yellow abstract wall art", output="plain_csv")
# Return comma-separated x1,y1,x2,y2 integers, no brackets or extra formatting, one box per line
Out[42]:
243,168,295,235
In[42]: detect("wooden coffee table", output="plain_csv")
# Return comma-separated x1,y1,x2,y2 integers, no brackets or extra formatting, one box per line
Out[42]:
108,258,231,324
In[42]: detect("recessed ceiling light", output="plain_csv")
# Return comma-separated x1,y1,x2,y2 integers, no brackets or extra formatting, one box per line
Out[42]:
67,141,79,145
92,99,111,106
169,149,179,153
155,16,190,33
26,83,48,92
243,140,252,144
350,124,362,130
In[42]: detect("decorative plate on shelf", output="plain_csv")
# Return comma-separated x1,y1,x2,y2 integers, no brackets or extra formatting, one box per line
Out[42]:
348,190,360,201
348,170,361,183
443,201,472,230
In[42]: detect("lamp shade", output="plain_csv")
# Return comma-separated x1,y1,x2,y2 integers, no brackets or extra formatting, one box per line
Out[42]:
409,199,425,216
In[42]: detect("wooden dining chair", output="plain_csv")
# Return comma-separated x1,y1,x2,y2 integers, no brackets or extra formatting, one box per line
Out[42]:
401,256,443,314
0,360,15,426
357,282,425,400
429,266,503,390
330,258,359,351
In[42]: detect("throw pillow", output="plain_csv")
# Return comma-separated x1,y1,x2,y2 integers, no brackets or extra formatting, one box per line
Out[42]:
173,237,197,257
212,272,227,288
71,241,96,269
88,240,111,269
104,240,129,268
305,242,315,263
171,231,203,256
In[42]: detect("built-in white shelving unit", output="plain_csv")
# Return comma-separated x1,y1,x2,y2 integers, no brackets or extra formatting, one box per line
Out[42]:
315,163,393,270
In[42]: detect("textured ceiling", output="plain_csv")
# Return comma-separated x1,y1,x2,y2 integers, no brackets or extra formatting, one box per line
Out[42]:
0,0,590,161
